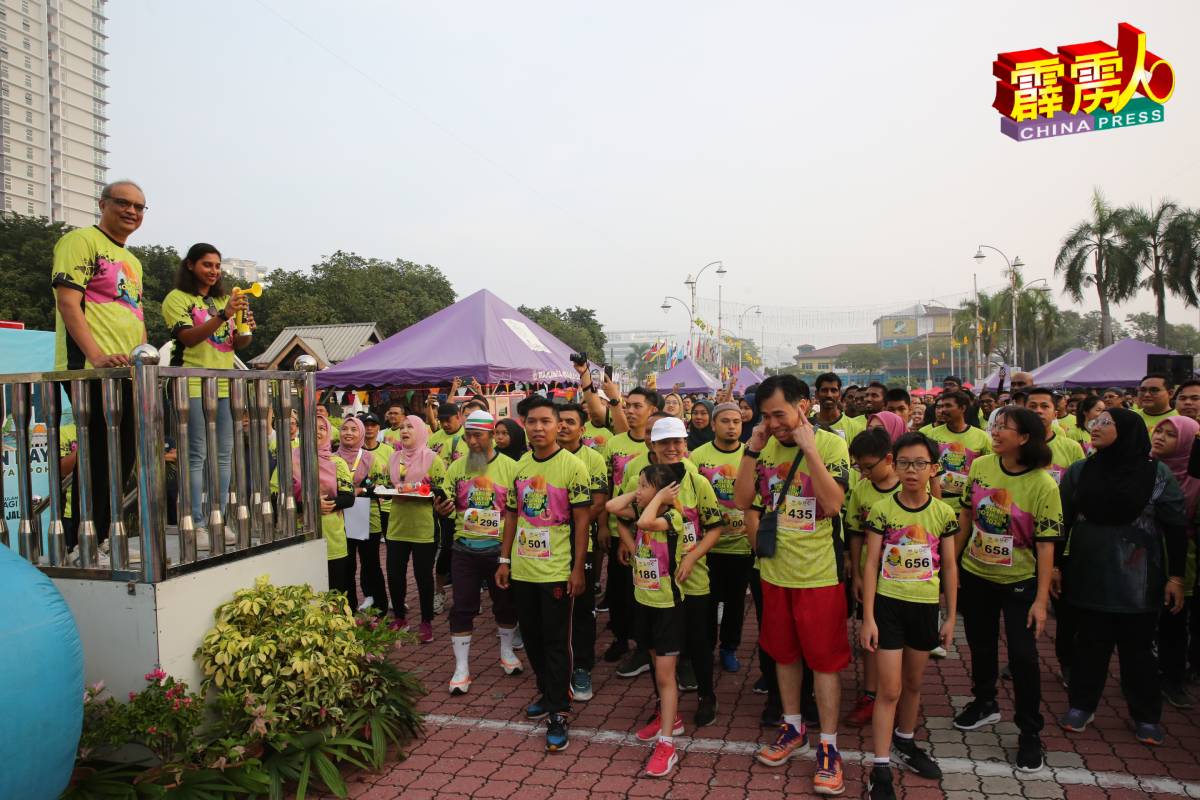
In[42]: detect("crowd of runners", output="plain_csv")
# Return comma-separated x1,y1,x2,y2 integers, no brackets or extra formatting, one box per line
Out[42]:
46,181,1200,797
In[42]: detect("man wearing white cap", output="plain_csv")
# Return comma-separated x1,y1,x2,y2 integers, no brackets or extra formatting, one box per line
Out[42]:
436,409,522,695
612,416,725,727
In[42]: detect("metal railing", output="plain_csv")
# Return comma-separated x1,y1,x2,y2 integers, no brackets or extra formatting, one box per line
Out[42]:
0,347,322,582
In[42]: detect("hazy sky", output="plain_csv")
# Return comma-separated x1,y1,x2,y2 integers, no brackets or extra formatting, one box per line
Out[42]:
107,1,1200,363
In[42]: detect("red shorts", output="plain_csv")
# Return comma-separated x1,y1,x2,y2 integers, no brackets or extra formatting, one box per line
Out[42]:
759,580,851,673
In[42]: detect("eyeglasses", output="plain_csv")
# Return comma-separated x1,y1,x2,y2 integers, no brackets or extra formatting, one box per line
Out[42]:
988,423,1020,434
895,459,933,472
854,459,882,474
1087,417,1115,431
103,196,149,213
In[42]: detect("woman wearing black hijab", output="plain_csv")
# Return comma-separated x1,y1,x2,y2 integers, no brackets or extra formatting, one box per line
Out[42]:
688,399,715,451
494,417,528,462
1057,406,1188,745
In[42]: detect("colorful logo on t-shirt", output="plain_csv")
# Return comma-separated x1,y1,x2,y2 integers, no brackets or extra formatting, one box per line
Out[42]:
699,463,737,507
85,256,143,320
189,304,233,352
463,475,500,510
973,486,1034,548
938,441,975,475
582,433,608,449
612,452,637,487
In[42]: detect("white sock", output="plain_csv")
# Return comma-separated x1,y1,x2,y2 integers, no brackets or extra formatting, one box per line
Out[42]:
820,732,837,749
658,735,674,746
498,627,516,662
873,756,890,767
451,635,471,680
893,728,914,740
783,714,804,731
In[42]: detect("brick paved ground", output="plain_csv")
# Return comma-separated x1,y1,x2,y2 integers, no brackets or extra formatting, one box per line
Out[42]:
323,558,1200,799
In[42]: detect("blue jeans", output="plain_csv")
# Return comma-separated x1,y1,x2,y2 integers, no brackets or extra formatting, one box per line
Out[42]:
188,396,233,527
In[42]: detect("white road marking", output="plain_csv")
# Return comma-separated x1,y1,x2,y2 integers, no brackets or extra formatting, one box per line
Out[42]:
424,712,1200,797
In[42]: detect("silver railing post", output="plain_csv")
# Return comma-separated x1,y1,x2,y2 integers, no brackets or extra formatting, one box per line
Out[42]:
275,383,296,539
173,376,196,564
0,391,8,549
295,356,320,539
201,377,226,556
11,383,39,563
101,377,128,571
41,381,66,566
70,379,97,568
228,377,251,550
132,345,166,582
252,380,274,544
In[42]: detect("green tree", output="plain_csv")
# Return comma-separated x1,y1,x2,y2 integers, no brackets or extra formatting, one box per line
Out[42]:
1055,188,1140,348
624,343,655,383
0,213,72,331
1124,312,1200,353
1118,200,1199,346
129,244,183,348
956,289,1007,368
836,344,885,375
518,305,607,362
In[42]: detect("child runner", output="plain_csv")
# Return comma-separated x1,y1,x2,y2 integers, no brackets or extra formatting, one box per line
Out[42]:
860,432,959,799
606,463,692,777
844,428,902,727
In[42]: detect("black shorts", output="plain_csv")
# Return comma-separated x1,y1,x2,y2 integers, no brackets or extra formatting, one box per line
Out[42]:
874,594,939,651
634,602,684,656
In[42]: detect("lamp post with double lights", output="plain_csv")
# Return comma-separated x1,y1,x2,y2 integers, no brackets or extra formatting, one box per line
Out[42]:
661,297,694,365
684,260,726,360
737,305,762,368
973,245,1025,368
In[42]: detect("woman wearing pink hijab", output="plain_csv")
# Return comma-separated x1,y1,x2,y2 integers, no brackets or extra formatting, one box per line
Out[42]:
1152,415,1200,704
286,415,355,598
336,416,390,613
385,415,447,643
866,411,907,445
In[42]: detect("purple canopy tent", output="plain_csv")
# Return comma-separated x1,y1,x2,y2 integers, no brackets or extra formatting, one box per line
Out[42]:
316,289,583,388
655,358,721,395
1048,339,1179,389
731,366,764,393
1029,348,1091,384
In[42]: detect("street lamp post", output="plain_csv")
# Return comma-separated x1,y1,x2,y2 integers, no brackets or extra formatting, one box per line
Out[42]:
973,272,982,386
974,245,1025,369
661,297,694,358
683,260,726,358
737,305,762,368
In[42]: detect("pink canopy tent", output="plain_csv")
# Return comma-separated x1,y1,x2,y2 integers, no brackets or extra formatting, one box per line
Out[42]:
1044,339,1180,388
731,366,764,393
654,358,721,395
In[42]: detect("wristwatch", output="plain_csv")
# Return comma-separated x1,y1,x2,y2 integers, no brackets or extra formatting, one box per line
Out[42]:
498,557,512,565
608,397,620,407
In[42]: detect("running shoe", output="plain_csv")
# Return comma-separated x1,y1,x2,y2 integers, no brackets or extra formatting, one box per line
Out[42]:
1163,680,1194,709
616,649,651,678
636,711,684,742
953,699,1001,730
760,703,783,727
891,736,941,779
676,660,698,692
1059,708,1094,733
511,626,524,650
644,738,679,777
1135,722,1166,746
448,673,472,696
812,742,845,795
500,653,524,676
391,617,409,632
866,765,896,800
358,595,375,612
602,640,629,663
929,645,948,659
752,676,769,694
545,714,569,752
526,697,549,720
719,647,741,673
755,722,810,767
595,593,610,613
847,693,875,726
418,621,433,644
570,668,593,701
1015,733,1044,772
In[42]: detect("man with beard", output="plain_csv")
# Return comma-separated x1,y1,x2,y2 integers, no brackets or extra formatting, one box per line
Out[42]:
557,402,611,701
437,410,522,694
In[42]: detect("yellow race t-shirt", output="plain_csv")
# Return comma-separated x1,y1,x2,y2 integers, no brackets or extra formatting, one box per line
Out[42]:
690,441,751,556
602,432,649,538
385,456,447,544
428,428,469,465
844,477,901,577
1134,406,1178,434
52,226,144,370
1045,433,1086,485
582,421,612,452
750,430,851,589
567,443,609,553
162,289,235,398
633,508,688,609
506,448,592,583
322,456,355,561
866,493,958,604
443,452,518,546
361,441,393,535
812,412,866,444
926,423,992,499
959,454,1064,584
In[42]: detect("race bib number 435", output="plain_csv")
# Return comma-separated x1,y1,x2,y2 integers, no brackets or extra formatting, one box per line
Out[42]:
781,495,817,533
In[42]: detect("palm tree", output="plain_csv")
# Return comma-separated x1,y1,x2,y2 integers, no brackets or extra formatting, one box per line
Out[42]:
1055,188,1140,348
625,343,654,383
1119,199,1200,346
957,289,1007,367
1016,284,1061,367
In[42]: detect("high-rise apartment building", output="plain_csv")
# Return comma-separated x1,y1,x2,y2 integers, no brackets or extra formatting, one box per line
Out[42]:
0,0,107,226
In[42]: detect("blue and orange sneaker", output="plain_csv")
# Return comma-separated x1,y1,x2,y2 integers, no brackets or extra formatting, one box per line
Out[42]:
755,722,810,767
813,742,845,796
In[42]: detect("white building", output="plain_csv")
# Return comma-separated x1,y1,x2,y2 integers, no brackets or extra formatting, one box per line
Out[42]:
604,328,670,367
0,0,108,225
221,258,263,284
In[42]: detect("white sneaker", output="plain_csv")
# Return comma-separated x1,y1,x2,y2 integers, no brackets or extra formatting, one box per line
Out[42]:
358,596,375,612
500,653,524,675
193,526,211,551
512,627,525,650
449,671,472,695
930,645,948,659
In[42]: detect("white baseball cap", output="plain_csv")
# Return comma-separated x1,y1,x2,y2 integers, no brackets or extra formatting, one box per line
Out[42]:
650,416,688,442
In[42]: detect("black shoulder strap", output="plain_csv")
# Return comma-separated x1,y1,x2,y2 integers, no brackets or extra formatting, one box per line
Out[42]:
772,451,805,510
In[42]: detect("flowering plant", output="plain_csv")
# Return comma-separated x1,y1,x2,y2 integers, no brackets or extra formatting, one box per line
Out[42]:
79,670,205,763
